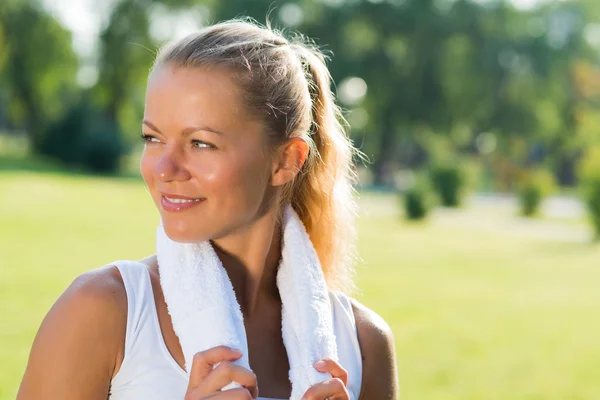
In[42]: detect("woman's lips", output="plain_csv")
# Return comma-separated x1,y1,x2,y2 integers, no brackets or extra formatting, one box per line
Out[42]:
161,195,206,212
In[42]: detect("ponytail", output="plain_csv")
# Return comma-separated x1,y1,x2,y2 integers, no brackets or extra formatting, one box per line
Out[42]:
285,45,360,293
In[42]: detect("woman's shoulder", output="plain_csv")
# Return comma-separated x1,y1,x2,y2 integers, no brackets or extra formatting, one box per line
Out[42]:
329,292,394,340
72,262,128,301
347,297,399,400
69,257,157,320
52,262,131,356
348,297,394,344
62,262,132,327
17,262,131,398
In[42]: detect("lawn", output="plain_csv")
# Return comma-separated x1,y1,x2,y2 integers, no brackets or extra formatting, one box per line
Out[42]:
1,171,600,399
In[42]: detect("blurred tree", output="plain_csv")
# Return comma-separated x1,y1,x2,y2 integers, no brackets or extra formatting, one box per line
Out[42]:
85,0,600,185
3,0,598,187
0,0,78,152
211,0,598,186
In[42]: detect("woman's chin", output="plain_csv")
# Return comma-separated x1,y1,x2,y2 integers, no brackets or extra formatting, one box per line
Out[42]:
161,221,209,243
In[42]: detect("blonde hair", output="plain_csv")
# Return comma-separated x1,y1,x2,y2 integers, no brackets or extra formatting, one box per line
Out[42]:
153,19,360,293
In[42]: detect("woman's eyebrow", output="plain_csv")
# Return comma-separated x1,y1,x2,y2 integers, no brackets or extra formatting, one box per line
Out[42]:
181,125,225,137
143,120,225,137
142,120,161,132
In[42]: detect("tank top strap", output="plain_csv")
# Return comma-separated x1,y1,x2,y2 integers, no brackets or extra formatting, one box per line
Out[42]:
329,291,363,400
114,261,153,352
111,260,166,387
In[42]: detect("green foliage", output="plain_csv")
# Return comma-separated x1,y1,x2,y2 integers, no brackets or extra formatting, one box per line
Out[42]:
430,163,464,208
1,0,599,187
402,183,431,221
517,168,556,217
577,147,600,239
519,185,543,217
0,1,78,149
40,101,89,165
40,98,126,173
79,120,126,173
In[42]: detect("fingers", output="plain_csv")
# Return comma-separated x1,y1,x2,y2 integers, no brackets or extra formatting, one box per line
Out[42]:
196,361,258,398
314,358,348,386
301,377,349,400
303,359,350,400
203,388,254,399
187,346,243,390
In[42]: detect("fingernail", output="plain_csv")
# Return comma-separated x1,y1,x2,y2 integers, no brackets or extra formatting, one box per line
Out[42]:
231,348,242,356
314,360,326,369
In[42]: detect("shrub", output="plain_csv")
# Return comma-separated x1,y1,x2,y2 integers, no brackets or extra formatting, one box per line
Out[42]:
40,102,88,165
402,185,430,221
577,147,600,239
430,163,464,207
40,99,126,174
517,168,556,217
79,120,125,174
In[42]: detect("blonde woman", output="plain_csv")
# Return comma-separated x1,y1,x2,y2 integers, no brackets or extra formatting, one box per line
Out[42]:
18,20,398,400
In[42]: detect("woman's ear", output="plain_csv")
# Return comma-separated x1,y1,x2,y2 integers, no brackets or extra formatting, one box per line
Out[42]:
271,137,309,187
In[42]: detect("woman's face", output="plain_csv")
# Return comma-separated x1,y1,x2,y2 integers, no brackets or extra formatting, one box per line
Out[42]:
140,64,277,243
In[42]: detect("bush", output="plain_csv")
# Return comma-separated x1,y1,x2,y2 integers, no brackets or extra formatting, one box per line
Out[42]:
40,102,88,165
402,184,431,221
517,168,556,217
577,147,600,239
40,98,126,174
79,120,125,173
430,163,464,207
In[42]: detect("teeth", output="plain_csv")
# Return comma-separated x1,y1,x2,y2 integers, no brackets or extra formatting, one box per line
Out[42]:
165,196,202,204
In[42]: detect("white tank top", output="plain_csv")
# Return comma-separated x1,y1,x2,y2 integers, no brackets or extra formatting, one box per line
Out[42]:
108,260,362,400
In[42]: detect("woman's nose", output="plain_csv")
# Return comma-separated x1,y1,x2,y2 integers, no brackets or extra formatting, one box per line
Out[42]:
154,147,191,182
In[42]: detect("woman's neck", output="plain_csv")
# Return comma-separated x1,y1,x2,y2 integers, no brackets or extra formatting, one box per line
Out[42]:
211,207,283,318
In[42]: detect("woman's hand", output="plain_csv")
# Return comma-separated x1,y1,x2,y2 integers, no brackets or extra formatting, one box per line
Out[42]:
301,358,350,400
184,346,258,400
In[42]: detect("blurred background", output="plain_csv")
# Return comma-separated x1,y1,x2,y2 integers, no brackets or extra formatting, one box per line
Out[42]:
2,0,600,398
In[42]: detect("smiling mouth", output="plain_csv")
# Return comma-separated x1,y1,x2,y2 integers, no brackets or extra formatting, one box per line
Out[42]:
163,195,203,204
160,194,206,212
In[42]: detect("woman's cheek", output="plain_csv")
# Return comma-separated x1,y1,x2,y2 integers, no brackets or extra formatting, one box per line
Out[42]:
140,151,166,208
208,158,264,206
189,159,221,190
139,152,154,186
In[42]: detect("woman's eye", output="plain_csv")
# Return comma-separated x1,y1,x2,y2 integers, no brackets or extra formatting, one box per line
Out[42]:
139,134,213,149
192,140,214,149
140,133,160,143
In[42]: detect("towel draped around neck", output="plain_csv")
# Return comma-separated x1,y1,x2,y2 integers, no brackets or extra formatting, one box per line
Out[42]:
156,204,340,399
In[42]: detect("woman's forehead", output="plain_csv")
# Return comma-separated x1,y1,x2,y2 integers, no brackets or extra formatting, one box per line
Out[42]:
144,65,257,134
146,65,241,108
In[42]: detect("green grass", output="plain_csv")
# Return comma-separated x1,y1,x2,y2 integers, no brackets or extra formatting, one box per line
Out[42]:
2,172,600,399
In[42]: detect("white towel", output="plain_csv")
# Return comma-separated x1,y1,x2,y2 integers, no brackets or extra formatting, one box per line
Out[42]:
156,204,338,399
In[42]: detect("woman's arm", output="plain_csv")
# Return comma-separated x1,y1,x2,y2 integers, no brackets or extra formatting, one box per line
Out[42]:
17,265,127,400
352,299,399,400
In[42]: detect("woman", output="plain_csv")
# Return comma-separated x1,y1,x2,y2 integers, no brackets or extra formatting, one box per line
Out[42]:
17,20,398,400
